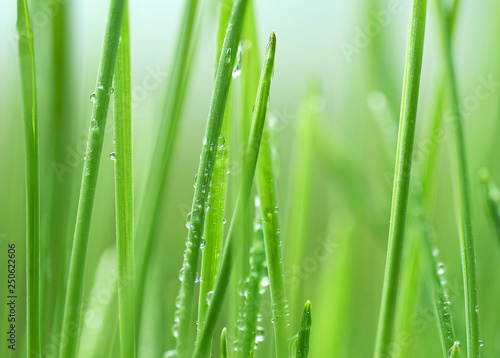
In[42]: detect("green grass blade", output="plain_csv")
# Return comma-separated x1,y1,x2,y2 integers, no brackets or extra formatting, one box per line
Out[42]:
235,212,266,357
58,1,126,356
449,341,461,358
16,0,40,355
374,0,428,356
193,32,276,358
173,0,248,355
256,126,289,357
220,328,228,358
479,169,500,240
112,3,135,358
296,301,312,358
435,1,480,356
197,0,233,348
135,0,200,315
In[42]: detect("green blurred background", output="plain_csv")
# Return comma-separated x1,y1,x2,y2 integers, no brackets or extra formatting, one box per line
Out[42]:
1,0,500,356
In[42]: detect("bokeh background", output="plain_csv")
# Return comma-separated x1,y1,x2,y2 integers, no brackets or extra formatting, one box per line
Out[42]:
1,0,500,356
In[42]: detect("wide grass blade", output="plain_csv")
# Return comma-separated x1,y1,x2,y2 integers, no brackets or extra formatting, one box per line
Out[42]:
256,125,289,357
374,0,428,356
197,0,233,348
17,0,40,355
435,0,480,356
112,3,135,358
135,0,200,315
296,301,312,358
58,0,126,356
193,32,276,358
173,0,248,355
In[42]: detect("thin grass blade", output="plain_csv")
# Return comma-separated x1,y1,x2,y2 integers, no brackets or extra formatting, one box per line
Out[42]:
17,0,40,355
58,1,126,356
374,0,428,355
296,301,312,358
112,3,135,357
220,327,228,358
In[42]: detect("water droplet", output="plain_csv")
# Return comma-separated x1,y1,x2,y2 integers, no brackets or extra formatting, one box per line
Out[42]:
185,212,192,228
90,92,96,102
109,152,115,161
475,305,479,313
109,87,114,94
98,82,104,90
218,136,225,148
200,238,206,248
479,340,484,347
206,291,213,305
178,267,184,282
261,276,270,287
85,168,90,176
225,48,232,64
232,43,242,78
223,218,226,225
205,202,211,211
437,262,445,275
193,174,198,188
164,350,177,357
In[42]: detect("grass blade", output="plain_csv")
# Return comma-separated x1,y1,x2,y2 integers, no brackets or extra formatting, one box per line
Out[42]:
479,169,500,240
435,0,480,356
17,0,40,355
173,0,248,354
235,211,266,357
135,0,200,315
374,0,428,356
197,0,233,348
220,327,228,358
296,301,312,358
112,3,135,358
256,125,289,357
193,32,276,358
58,1,126,356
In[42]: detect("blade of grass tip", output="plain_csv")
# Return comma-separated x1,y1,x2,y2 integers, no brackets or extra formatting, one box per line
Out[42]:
196,0,233,350
173,0,248,355
112,3,135,358
435,0,480,356
256,124,289,357
221,328,228,358
134,0,200,316
58,1,126,357
235,206,266,357
295,301,312,358
17,0,40,355
193,32,276,358
478,169,500,240
449,341,460,358
374,0,428,356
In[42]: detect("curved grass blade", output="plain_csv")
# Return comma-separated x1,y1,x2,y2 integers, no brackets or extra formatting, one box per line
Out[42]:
193,32,276,358
479,169,500,240
134,0,200,315
197,0,233,348
220,328,228,358
17,0,40,355
374,0,428,356
58,1,126,356
173,0,248,355
112,3,135,358
435,0,480,356
256,127,289,357
235,210,266,357
296,301,312,358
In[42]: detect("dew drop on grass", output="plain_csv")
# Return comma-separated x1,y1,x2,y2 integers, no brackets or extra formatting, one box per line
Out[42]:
193,174,198,188
218,136,225,148
225,48,232,64
232,43,242,78
85,168,90,176
205,202,211,211
206,290,213,305
223,218,226,225
200,238,206,249
437,262,445,275
90,92,96,102
479,340,484,347
164,350,176,357
98,81,104,90
109,152,115,161
185,212,192,228
109,87,114,94
178,267,184,282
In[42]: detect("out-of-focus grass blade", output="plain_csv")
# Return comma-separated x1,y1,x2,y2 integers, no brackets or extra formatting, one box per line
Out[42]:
173,0,248,355
112,3,135,358
479,169,500,240
134,0,200,315
58,0,126,356
374,0,428,355
197,0,233,349
16,0,40,355
435,0,480,356
193,32,276,358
